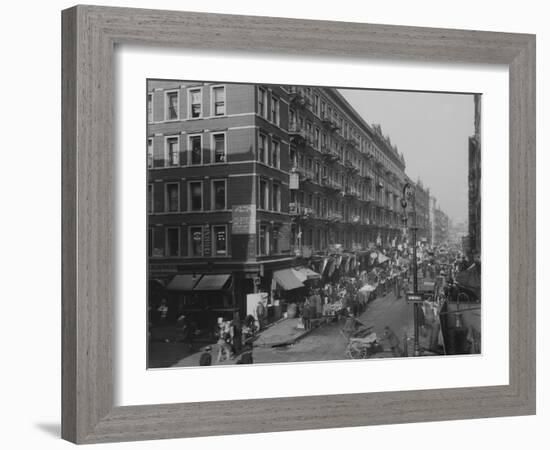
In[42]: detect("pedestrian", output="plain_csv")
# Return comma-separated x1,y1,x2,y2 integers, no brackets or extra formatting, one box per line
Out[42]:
383,325,401,356
199,346,212,366
395,274,402,299
302,298,311,331
255,300,266,330
342,313,360,338
313,289,322,319
157,299,169,323
231,311,243,354
236,344,254,364
177,315,195,350
216,321,233,362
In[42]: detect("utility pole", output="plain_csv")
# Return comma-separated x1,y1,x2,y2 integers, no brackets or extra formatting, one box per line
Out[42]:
402,182,421,356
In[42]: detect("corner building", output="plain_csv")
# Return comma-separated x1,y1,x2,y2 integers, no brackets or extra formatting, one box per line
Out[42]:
147,81,413,328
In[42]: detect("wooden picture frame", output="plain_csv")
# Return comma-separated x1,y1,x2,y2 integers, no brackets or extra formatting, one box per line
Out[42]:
61,5,536,444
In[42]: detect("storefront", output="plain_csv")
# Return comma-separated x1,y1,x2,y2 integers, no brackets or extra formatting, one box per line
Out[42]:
268,268,307,319
161,273,236,338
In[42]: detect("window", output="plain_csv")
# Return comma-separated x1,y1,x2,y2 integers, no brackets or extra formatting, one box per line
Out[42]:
314,128,320,149
271,140,280,168
189,226,203,257
321,100,326,118
272,226,280,254
272,183,281,212
147,93,153,123
189,88,202,118
289,148,296,167
165,183,179,212
188,181,203,211
166,136,179,166
313,94,319,116
258,133,268,163
147,184,153,213
271,96,279,125
166,91,179,120
147,138,153,168
212,179,226,210
315,161,321,183
258,87,267,117
259,179,268,210
212,86,225,116
148,228,153,257
165,228,180,257
289,109,296,127
316,229,321,250
189,135,202,165
212,133,226,163
258,224,268,256
213,225,227,256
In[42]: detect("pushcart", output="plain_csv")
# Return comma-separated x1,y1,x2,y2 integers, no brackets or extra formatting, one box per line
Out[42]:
342,328,385,359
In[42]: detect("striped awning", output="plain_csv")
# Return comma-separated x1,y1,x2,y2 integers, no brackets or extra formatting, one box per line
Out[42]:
166,274,200,291
273,269,304,291
292,267,321,282
193,274,231,291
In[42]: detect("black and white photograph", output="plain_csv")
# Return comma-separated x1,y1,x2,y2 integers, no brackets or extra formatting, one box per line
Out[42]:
146,81,481,368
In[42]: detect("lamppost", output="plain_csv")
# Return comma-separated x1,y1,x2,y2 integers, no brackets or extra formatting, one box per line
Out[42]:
401,182,421,356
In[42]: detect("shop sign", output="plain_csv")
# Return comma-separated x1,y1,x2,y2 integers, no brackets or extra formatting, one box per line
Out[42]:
406,292,423,303
232,204,256,235
203,226,211,256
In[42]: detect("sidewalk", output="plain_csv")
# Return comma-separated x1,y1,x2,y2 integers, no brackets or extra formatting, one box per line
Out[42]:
253,316,331,347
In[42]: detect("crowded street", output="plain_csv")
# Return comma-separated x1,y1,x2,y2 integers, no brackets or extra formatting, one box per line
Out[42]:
148,240,481,369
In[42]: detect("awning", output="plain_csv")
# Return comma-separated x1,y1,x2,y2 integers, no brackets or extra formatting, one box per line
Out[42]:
274,269,304,291
193,274,231,291
455,264,481,299
320,258,330,275
377,253,390,264
166,274,201,291
292,267,321,282
359,284,376,293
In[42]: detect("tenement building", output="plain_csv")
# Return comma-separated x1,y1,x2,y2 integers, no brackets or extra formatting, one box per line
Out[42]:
146,81,442,327
433,206,450,246
287,90,407,256
413,180,431,243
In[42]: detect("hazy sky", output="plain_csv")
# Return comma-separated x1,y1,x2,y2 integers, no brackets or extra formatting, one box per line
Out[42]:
339,89,475,224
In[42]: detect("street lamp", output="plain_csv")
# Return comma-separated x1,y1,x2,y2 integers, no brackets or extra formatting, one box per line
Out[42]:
401,182,421,356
